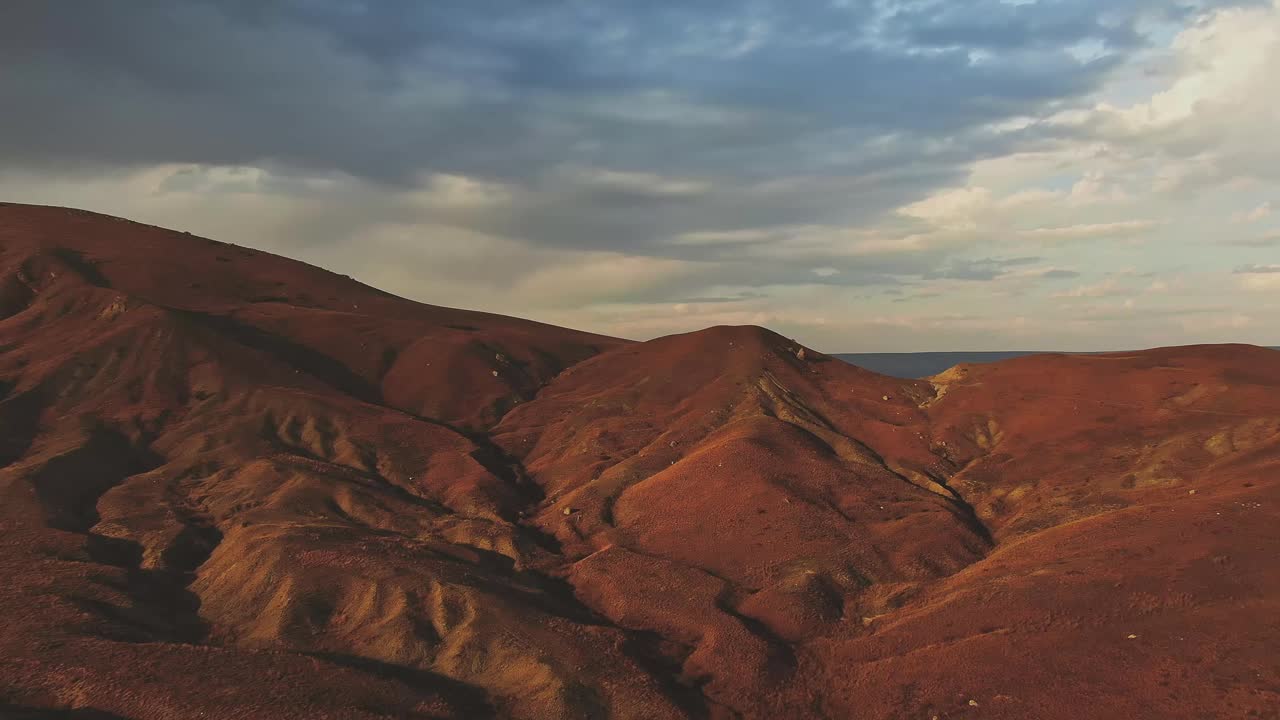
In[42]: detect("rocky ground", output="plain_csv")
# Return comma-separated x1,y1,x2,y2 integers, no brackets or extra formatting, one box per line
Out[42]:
1,203,1276,719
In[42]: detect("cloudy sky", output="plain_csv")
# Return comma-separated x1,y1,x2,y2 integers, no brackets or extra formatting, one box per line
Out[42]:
4,0,1279,351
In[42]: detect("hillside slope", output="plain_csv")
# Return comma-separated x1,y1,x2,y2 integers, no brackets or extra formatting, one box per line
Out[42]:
1,203,1276,719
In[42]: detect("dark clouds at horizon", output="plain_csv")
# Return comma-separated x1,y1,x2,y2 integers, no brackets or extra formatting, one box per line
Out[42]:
3,1,1227,183
2,0,1277,350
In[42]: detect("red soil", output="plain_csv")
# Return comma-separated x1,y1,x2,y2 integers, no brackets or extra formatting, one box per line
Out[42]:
1,202,1276,719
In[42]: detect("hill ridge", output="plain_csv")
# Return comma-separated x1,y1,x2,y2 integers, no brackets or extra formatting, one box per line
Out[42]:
1,203,1277,719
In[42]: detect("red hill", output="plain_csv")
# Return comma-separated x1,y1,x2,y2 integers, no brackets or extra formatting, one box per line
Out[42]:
1,203,1276,719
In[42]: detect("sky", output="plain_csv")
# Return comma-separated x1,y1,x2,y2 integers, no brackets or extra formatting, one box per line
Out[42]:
3,0,1279,351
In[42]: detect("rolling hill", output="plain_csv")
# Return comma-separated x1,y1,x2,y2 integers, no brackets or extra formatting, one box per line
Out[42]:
1,203,1277,719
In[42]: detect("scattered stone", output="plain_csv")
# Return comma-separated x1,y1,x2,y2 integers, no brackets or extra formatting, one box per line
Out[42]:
1188,489,1197,495
882,395,891,401
1126,634,1138,639
97,297,128,321
491,370,499,377
968,699,979,707
796,348,807,360
562,507,574,516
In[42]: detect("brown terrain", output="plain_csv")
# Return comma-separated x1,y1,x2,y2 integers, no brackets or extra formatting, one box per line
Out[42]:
0,202,1276,719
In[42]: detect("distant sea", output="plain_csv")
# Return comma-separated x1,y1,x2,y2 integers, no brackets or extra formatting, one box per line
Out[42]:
836,348,1280,379
836,351,1044,379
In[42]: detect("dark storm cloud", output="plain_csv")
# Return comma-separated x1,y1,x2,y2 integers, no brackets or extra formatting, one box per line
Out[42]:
886,0,1267,51
1,0,1213,181
0,0,1263,274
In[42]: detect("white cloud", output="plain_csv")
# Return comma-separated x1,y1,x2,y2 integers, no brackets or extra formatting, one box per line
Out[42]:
513,254,698,307
897,187,994,230
1235,263,1280,291
564,167,711,199
1227,231,1280,247
1073,1,1280,193
1233,201,1274,223
667,228,777,246
411,173,513,210
1179,312,1256,331
1054,278,1127,298
1067,172,1130,206
1020,220,1160,242
1240,275,1280,291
